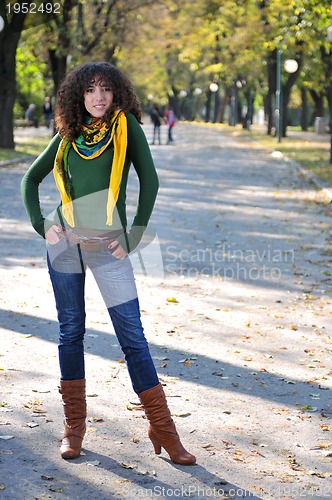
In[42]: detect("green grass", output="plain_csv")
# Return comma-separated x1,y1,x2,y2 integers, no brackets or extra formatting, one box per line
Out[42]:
0,134,50,162
249,127,331,185
215,123,331,186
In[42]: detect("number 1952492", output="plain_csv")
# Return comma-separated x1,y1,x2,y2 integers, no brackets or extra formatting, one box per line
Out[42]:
6,3,61,14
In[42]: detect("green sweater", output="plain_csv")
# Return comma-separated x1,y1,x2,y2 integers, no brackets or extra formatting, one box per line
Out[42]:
21,113,159,253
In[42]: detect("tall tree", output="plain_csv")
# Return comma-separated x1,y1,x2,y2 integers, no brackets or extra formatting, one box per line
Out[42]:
0,0,31,148
0,0,78,149
46,0,157,96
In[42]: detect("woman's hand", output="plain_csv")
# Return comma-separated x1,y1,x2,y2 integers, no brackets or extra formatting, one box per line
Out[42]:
108,240,128,259
45,224,64,244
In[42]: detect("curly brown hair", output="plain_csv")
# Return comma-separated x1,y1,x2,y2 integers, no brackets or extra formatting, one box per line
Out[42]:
54,62,143,140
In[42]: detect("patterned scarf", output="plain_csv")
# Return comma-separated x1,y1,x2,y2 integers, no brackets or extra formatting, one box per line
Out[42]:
53,110,127,227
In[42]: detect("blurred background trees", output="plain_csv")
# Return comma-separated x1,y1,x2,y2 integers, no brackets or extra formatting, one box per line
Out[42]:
0,0,331,149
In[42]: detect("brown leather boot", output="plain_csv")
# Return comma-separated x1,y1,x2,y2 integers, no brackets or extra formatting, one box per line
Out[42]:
58,379,86,459
139,383,196,465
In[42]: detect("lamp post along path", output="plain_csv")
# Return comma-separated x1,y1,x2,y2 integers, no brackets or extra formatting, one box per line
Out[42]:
276,49,282,142
276,53,298,143
209,83,219,123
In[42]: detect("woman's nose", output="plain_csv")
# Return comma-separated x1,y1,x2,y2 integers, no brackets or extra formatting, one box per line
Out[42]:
95,89,104,101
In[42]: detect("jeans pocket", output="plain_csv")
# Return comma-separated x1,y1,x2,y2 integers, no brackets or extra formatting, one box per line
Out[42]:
46,237,71,270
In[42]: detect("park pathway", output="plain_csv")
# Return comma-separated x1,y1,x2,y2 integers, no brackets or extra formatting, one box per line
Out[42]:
0,122,331,499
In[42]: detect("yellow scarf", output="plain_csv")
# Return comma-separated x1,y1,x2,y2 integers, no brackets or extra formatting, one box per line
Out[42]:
53,110,127,227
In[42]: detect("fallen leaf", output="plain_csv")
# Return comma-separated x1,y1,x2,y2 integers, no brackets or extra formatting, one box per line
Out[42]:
251,449,265,457
86,460,100,466
171,412,191,417
134,468,154,475
126,403,143,411
320,424,332,431
26,422,39,428
49,486,63,493
166,297,178,303
316,442,332,450
121,463,134,469
301,405,318,412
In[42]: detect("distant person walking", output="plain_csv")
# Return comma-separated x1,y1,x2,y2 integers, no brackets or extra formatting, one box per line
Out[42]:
25,103,39,128
164,107,176,144
43,96,53,128
149,105,163,145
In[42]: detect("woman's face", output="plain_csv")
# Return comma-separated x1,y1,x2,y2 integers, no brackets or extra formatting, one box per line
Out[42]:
84,78,114,118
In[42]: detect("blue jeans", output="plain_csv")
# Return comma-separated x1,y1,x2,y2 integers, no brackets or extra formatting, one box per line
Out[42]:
47,238,159,394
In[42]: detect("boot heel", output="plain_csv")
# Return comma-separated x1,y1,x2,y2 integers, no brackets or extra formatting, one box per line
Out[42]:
149,428,161,454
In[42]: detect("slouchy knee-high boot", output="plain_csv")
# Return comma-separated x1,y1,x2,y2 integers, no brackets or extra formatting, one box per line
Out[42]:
139,383,196,465
58,379,86,459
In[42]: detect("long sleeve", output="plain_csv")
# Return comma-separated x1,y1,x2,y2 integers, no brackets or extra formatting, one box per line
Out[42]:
20,134,61,237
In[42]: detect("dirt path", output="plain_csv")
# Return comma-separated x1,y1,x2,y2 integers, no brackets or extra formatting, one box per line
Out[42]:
0,122,331,499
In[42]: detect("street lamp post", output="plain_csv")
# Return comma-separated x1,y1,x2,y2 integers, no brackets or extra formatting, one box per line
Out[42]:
275,53,298,142
209,83,219,123
194,87,202,120
276,49,282,142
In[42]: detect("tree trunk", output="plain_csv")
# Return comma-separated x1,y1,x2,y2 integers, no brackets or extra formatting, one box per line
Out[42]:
300,87,308,131
309,90,325,120
0,15,25,149
281,54,302,137
49,49,68,97
242,89,254,130
219,87,230,123
212,92,219,123
205,89,212,122
267,50,276,136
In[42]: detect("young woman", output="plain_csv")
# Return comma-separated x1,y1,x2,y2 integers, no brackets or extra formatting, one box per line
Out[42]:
21,62,195,465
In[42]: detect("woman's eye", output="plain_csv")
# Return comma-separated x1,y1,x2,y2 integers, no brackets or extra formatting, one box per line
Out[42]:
103,87,111,92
